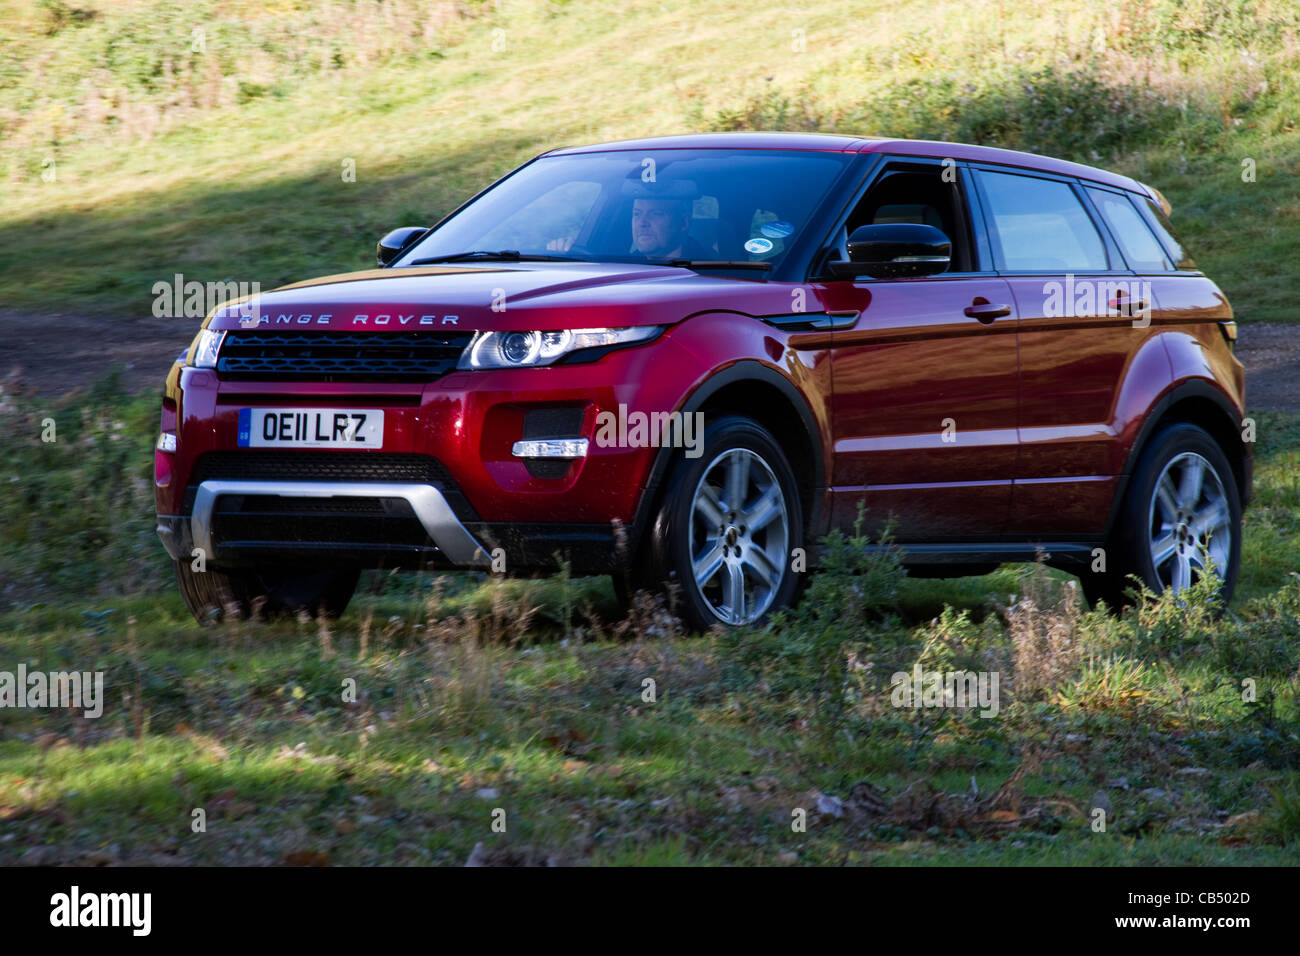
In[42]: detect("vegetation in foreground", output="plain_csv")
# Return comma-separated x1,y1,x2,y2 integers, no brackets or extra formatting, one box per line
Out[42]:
0,378,1297,865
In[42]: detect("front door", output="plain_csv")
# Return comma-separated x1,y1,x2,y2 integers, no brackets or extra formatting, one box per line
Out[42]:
817,162,1019,540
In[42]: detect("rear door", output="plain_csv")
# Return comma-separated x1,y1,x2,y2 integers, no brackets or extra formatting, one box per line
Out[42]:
816,159,1019,540
970,166,1164,537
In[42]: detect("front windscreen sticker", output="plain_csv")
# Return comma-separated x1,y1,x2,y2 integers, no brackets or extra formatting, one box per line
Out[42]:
744,237,774,255
760,220,794,239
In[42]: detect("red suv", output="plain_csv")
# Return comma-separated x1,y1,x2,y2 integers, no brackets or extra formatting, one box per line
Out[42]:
155,133,1249,629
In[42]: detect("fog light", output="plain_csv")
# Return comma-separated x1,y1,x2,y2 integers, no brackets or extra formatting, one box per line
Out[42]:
511,438,589,458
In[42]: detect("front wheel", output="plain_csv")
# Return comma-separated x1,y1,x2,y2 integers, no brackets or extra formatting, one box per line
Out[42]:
642,416,803,631
1081,423,1240,613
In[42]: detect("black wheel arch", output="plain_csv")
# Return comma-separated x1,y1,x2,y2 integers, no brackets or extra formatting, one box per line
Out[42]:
627,360,826,556
1103,378,1250,542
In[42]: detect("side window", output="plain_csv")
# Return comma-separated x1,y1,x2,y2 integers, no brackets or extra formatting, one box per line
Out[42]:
1086,187,1172,272
839,167,973,272
976,170,1107,272
1136,197,1197,270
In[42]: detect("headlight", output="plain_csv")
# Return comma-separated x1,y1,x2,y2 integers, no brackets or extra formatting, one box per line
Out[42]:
458,326,659,369
189,329,226,368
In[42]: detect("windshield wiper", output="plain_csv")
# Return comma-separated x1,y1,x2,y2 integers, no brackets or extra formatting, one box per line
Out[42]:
408,250,583,265
663,259,773,271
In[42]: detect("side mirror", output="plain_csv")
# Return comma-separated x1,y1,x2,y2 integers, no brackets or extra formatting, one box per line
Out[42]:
830,223,951,279
377,226,428,267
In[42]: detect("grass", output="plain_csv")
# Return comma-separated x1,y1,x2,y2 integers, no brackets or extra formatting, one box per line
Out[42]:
2,0,1299,865
2,556,1297,864
1,378,1298,865
2,0,1300,320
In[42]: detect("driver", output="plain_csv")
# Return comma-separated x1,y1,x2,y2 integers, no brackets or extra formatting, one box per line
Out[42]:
631,197,711,259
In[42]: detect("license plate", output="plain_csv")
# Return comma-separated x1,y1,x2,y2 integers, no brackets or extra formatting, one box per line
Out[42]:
238,408,384,448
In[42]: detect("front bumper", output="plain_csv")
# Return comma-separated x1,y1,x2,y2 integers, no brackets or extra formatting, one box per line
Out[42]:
154,331,707,572
159,479,491,568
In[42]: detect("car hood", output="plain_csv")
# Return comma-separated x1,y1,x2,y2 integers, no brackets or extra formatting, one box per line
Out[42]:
204,262,799,333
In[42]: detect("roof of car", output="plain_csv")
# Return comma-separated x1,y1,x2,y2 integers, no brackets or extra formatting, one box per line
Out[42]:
859,138,1146,193
547,132,1149,196
547,132,877,154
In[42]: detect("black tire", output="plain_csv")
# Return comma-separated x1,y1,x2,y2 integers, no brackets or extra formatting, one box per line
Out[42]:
641,416,804,631
610,570,635,610
1081,423,1240,614
174,560,359,625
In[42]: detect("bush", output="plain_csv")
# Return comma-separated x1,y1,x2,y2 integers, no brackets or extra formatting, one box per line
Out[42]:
719,510,906,731
0,373,166,607
709,62,1213,164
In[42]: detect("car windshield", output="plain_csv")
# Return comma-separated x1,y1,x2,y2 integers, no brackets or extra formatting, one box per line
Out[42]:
395,148,854,271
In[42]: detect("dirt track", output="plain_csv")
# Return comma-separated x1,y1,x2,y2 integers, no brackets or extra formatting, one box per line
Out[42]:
0,310,1296,411
1232,322,1300,414
0,310,194,399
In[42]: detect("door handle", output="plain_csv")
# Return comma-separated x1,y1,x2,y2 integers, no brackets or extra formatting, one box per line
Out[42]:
1108,296,1148,315
964,300,1011,323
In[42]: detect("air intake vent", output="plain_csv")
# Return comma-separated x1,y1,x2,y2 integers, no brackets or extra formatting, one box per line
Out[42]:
216,331,473,382
186,451,478,520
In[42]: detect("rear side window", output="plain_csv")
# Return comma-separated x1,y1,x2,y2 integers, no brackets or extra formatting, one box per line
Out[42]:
1136,197,1197,270
1086,187,1172,272
976,170,1108,272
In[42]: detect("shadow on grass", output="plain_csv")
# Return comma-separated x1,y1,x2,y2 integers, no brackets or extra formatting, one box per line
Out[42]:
0,135,546,314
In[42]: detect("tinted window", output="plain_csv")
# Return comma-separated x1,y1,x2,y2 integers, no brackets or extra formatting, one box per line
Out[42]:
1137,197,1197,270
476,180,603,252
977,170,1107,272
396,149,853,270
1086,187,1172,271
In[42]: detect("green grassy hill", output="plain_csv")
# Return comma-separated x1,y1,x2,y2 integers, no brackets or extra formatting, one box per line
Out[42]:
2,0,1298,320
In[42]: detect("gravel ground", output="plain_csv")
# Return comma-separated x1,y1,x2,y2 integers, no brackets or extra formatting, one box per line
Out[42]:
1233,322,1300,414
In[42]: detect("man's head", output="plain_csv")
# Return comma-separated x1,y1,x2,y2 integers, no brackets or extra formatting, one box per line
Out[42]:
632,198,692,257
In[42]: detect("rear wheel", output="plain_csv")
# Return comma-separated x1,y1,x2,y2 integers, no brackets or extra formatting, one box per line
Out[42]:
642,416,803,631
174,561,359,624
1081,423,1240,613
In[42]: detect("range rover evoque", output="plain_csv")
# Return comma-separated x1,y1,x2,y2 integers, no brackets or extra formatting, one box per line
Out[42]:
155,133,1250,629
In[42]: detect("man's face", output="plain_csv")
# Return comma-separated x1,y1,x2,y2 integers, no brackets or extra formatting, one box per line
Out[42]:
632,199,690,256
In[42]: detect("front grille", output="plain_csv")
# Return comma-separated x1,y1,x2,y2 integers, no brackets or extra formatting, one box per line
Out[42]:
216,330,473,382
191,451,453,485
211,496,431,548
185,451,478,521
233,495,416,516
212,515,435,548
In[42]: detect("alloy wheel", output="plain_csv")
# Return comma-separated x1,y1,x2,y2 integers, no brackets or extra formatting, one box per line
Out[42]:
1147,451,1231,593
689,448,789,625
